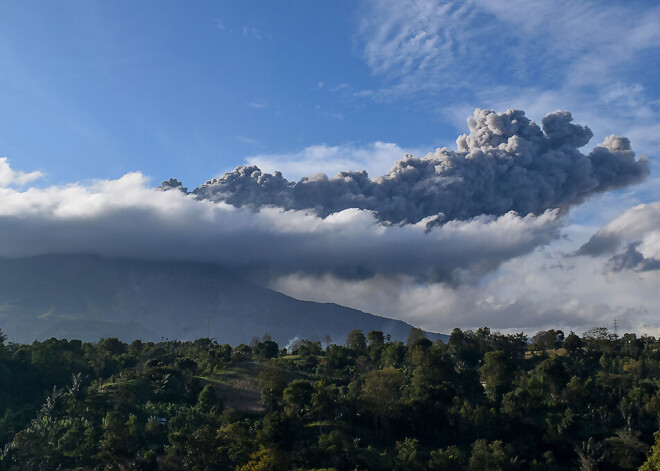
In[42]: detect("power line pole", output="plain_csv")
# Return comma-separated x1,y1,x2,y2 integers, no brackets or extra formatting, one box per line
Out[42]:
613,318,619,339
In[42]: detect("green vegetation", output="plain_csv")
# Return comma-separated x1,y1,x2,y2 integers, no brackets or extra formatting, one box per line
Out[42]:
1,326,660,470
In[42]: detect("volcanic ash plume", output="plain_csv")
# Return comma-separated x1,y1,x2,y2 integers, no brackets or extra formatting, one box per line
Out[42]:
192,109,649,224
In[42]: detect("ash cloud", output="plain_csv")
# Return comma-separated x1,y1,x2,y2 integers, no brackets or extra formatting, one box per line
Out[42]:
193,109,649,224
0,108,650,287
158,178,188,193
0,171,561,283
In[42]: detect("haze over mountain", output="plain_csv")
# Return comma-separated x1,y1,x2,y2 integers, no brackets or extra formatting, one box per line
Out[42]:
0,254,445,345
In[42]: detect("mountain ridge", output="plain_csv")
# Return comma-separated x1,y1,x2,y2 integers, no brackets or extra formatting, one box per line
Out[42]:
0,254,447,345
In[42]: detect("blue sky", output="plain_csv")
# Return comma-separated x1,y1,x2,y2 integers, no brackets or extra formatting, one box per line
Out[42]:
1,0,660,334
0,1,446,185
3,0,656,189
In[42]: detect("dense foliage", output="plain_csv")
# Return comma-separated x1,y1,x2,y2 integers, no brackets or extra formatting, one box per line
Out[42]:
1,326,660,470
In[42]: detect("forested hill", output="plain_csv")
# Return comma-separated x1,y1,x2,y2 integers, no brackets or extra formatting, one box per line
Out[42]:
0,327,659,469
0,254,445,345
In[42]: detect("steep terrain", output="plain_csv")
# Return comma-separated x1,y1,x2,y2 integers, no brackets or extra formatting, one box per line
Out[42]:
0,254,446,345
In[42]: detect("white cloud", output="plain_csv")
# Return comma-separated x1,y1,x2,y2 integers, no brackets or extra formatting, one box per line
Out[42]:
235,135,263,147
590,203,660,252
272,231,660,335
0,158,656,334
0,160,561,286
353,90,374,98
245,141,423,180
248,99,268,109
357,0,478,97
0,157,43,186
358,0,660,97
577,202,660,273
242,26,262,40
330,83,349,92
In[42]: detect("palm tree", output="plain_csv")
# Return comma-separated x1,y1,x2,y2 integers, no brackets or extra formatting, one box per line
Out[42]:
575,437,604,471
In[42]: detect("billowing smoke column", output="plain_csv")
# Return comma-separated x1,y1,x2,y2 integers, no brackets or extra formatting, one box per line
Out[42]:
158,178,188,193
189,109,649,224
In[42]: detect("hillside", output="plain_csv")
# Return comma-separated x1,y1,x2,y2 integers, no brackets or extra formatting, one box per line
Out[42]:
1,327,656,470
0,254,446,345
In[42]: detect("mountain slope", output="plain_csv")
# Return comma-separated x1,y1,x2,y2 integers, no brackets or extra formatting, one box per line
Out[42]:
0,254,446,345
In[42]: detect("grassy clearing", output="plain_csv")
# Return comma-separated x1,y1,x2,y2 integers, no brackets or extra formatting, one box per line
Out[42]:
196,361,264,413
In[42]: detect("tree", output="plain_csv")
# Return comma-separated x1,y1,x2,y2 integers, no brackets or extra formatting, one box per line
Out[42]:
469,439,511,471
282,380,314,418
575,438,604,471
395,437,425,471
640,431,660,471
367,330,385,363
604,429,647,469
476,326,491,339
346,330,367,353
536,356,569,397
381,342,405,368
98,337,128,355
6,324,660,469
406,337,433,369
582,327,615,352
407,327,427,347
99,411,133,462
0,328,6,361
257,412,300,451
449,328,482,367
532,330,564,350
428,446,465,471
293,339,322,357
311,381,338,433
216,421,254,467
182,424,228,470
480,350,517,400
360,367,403,437
564,331,583,353
367,330,384,348
197,384,222,413
258,361,287,412
232,344,253,361
620,333,642,359
253,339,279,360
237,445,281,471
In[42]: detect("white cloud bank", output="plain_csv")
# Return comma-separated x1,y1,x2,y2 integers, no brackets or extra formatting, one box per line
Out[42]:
271,238,660,336
0,156,654,335
0,163,561,285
